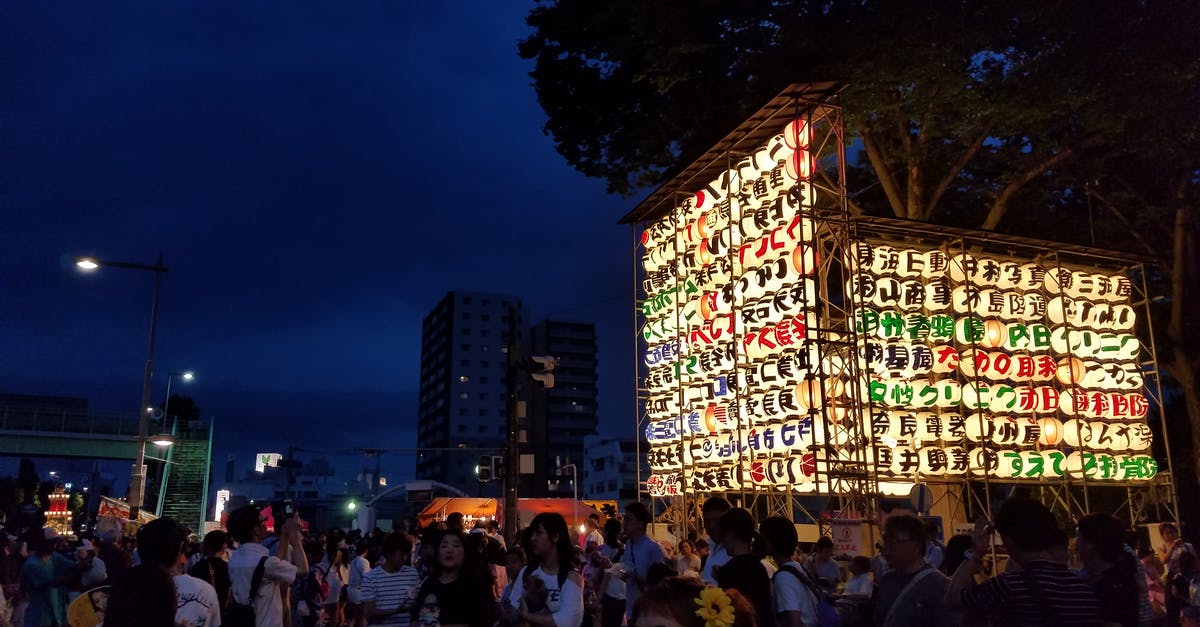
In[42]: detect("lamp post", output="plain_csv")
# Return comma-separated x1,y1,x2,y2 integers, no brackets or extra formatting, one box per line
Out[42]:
162,370,194,423
561,462,579,537
75,254,168,519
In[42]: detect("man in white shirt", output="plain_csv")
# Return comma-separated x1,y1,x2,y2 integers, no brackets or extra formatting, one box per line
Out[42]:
699,497,732,586
760,516,817,627
227,505,308,627
138,516,222,627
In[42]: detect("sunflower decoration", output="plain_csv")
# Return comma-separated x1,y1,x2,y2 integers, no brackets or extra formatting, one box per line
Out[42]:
693,586,736,627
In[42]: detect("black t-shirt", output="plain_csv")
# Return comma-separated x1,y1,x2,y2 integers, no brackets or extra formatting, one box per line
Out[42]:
412,574,495,627
1090,564,1138,627
715,554,771,627
188,556,231,610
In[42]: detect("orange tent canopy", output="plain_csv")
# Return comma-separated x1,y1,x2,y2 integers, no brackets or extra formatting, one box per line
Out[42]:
416,497,598,531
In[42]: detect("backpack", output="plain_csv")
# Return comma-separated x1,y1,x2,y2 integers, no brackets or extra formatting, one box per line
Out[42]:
298,563,330,616
775,564,842,627
227,556,268,627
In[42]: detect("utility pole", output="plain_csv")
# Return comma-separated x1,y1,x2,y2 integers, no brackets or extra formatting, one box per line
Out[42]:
504,307,521,546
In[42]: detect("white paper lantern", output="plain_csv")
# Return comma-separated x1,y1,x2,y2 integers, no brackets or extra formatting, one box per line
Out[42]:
918,447,950,475
1038,417,1064,446
968,448,999,477
1055,357,1087,386
1041,450,1067,478
1062,419,1091,448
783,118,810,149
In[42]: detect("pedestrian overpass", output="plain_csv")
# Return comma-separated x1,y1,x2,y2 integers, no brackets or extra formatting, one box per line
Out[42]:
0,407,141,459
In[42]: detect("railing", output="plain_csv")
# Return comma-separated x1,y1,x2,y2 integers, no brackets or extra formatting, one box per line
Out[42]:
0,407,140,437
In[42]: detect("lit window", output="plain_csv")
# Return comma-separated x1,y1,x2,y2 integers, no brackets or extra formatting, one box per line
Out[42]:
459,393,469,400
459,375,470,383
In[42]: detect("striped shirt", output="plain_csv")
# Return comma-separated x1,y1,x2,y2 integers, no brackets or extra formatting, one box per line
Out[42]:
361,565,421,626
961,560,1100,626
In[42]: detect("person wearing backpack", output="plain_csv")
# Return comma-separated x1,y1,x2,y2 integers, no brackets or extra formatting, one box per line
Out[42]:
226,505,309,627
871,514,953,627
761,516,821,627
296,541,329,627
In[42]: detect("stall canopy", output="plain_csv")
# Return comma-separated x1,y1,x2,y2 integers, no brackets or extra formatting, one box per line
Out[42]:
417,498,598,531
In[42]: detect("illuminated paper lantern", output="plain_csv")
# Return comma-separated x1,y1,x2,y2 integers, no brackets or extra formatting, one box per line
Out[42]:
995,261,1023,290
1062,419,1091,448
948,252,978,284
1110,304,1136,331
795,379,824,410
934,379,961,408
792,244,819,276
981,320,1007,349
785,149,812,181
964,413,990,443
914,412,943,442
1055,357,1086,385
783,118,810,149
918,447,950,475
968,448,999,477
944,446,970,475
1127,423,1152,451
997,451,1023,479
896,249,925,277
1041,450,1067,478
890,446,920,476
1037,417,1064,446
921,249,951,279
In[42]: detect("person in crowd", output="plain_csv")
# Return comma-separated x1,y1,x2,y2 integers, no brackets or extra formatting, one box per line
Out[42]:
581,515,603,553
923,520,944,572
842,555,874,598
96,528,131,586
188,530,232,622
940,534,972,577
699,497,732,586
805,537,841,592
946,498,1101,625
361,532,421,627
0,535,21,626
714,508,771,627
20,535,79,627
620,503,666,620
445,513,465,535
1075,513,1139,627
75,540,107,594
296,541,329,626
506,513,584,627
102,563,178,627
346,539,373,627
595,519,626,627
760,515,818,627
227,504,308,627
1168,551,1199,626
1162,523,1196,627
630,577,755,627
1142,549,1167,619
486,520,507,551
139,517,223,627
323,534,349,627
500,546,527,613
695,539,709,570
871,514,952,627
415,528,440,579
674,540,700,579
410,529,494,627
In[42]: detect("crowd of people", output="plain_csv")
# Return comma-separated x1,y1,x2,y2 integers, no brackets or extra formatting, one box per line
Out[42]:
0,497,1195,627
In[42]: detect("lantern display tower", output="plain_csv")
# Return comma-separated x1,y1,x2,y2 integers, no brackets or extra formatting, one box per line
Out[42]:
621,83,1178,540
45,486,74,539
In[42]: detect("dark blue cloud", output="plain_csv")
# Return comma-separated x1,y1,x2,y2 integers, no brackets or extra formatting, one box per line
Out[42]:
1,3,638,473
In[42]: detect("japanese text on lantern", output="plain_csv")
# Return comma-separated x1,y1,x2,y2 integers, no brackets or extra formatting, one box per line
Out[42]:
641,117,836,497
847,243,1156,483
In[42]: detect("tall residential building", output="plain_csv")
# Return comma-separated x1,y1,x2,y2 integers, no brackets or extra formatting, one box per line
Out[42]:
416,291,524,496
529,320,599,498
582,435,646,501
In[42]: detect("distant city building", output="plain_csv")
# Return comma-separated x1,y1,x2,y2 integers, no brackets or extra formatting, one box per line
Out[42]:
529,320,598,498
582,435,645,501
416,291,526,496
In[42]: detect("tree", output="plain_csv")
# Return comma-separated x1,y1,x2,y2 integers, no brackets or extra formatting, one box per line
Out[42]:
521,0,1200,515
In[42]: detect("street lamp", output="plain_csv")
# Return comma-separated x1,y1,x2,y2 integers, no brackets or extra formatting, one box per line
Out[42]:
161,370,195,424
559,463,579,535
75,254,169,519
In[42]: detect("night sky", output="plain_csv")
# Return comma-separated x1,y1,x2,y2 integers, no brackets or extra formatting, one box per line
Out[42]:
1,3,638,484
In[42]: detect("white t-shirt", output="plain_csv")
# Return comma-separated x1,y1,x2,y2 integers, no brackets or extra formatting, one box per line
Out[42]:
174,573,223,627
348,554,372,604
772,561,817,626
843,572,872,596
700,543,731,586
323,560,348,606
360,565,421,626
229,543,298,627
507,565,584,627
599,545,626,600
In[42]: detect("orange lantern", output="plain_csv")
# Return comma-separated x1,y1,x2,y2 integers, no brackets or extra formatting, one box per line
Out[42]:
981,319,1007,349
1055,357,1086,385
1037,417,1064,446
